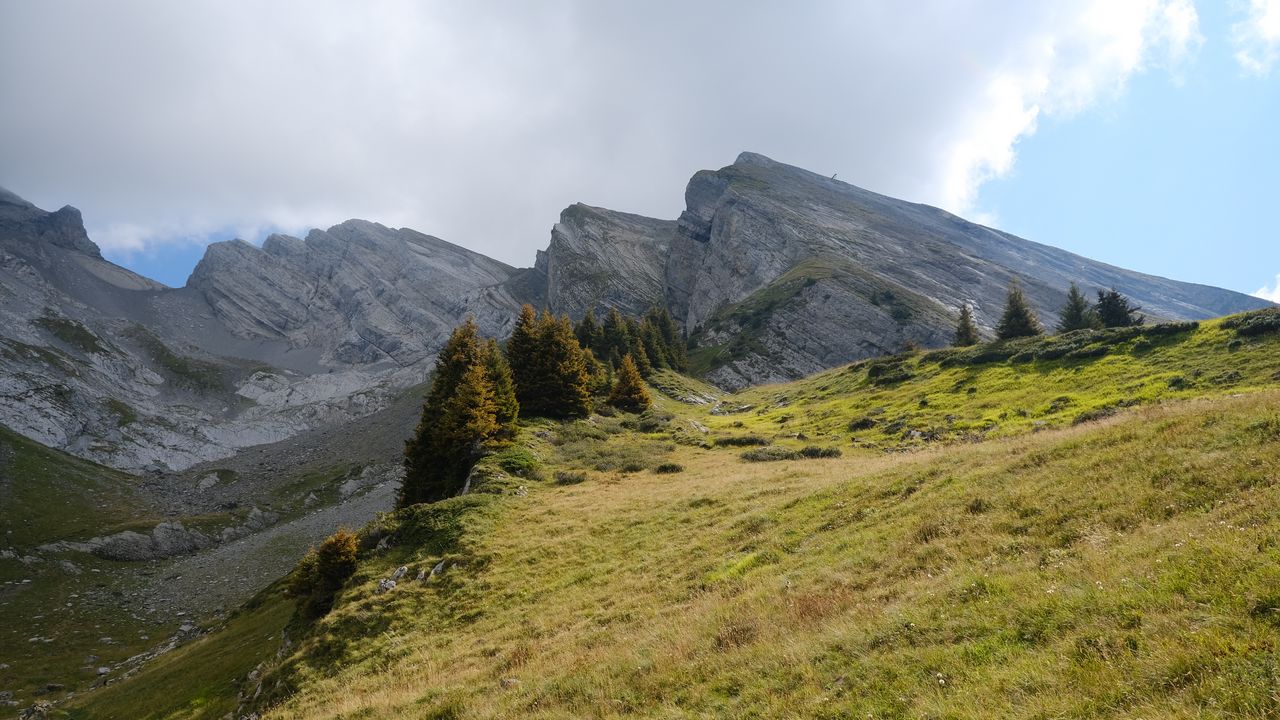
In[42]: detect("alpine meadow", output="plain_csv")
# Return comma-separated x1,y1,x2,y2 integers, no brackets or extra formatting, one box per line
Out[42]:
3,3,1280,719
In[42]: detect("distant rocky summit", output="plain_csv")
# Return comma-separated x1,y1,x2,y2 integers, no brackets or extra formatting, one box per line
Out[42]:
0,152,1269,469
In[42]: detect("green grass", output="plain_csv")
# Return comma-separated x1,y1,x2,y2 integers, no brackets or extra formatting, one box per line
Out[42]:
122,325,229,393
60,308,1280,719
34,315,108,355
62,587,295,720
0,426,167,706
700,314,1280,451
0,425,144,548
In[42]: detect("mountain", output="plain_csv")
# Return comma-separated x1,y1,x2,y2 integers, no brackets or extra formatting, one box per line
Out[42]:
656,152,1273,387
0,153,1270,470
0,191,535,471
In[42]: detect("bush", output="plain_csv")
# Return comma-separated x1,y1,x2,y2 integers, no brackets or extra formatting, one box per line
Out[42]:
1073,407,1118,425
848,416,878,431
288,527,360,618
797,446,842,458
1223,308,1280,337
554,470,588,485
491,445,542,479
621,409,674,433
654,462,685,474
741,446,800,462
715,435,770,447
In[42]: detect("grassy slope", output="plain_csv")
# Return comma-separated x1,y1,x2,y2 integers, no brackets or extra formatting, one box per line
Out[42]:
60,587,294,720
0,427,171,707
64,311,1280,719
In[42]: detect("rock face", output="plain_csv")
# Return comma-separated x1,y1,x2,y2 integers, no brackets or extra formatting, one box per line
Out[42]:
0,152,1272,467
660,152,1273,388
0,190,539,471
536,203,675,319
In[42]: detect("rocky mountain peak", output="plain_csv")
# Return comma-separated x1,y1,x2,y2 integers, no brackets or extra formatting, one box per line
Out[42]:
0,187,102,259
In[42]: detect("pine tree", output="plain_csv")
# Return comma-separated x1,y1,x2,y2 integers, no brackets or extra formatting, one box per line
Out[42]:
482,338,518,440
400,319,483,506
624,318,654,376
1094,288,1144,328
506,304,543,413
436,361,500,490
646,305,688,372
995,280,1043,340
601,308,631,367
953,304,980,346
609,353,651,412
575,309,602,354
638,318,668,370
539,314,593,418
1057,282,1100,332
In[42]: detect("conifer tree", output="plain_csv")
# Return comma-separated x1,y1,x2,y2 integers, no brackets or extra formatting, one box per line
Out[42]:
953,304,980,346
609,353,651,412
400,319,484,506
575,309,603,354
600,308,631,367
506,304,545,412
995,280,1043,340
646,305,688,371
623,317,654,376
1095,288,1144,328
435,361,500,489
482,338,518,440
539,314,592,418
638,318,669,370
1057,282,1100,332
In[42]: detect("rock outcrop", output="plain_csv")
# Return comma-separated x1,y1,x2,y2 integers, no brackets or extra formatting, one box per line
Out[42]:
1,153,1272,466
536,203,675,319
660,152,1273,387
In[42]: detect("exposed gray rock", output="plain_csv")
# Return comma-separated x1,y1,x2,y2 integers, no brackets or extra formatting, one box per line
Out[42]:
662,152,1273,387
86,522,211,561
375,579,396,594
537,203,675,318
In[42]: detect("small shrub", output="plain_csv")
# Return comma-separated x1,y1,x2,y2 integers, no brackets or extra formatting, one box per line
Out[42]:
715,435,770,447
491,446,541,478
620,461,646,473
1223,308,1280,337
621,409,674,433
797,446,842,459
848,416,878,431
1073,407,1118,425
554,470,588,485
1167,375,1191,390
741,446,799,462
1227,338,1244,352
654,462,684,474
289,527,359,618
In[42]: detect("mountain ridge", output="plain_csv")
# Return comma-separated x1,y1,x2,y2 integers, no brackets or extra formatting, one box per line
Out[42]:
0,153,1271,470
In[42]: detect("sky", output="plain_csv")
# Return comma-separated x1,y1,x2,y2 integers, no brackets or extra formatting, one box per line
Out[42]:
0,1,1277,298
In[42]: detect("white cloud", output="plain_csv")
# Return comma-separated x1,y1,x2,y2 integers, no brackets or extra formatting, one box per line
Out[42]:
1255,274,1280,302
1233,0,1280,75
0,1,1205,268
937,0,1203,213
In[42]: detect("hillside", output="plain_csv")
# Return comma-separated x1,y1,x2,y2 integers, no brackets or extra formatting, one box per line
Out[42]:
55,308,1280,719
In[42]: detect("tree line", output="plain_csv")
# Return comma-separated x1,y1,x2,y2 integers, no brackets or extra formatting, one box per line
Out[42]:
398,304,681,507
953,281,1144,346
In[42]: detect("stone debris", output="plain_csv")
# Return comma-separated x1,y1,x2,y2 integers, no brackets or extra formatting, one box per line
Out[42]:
376,579,397,594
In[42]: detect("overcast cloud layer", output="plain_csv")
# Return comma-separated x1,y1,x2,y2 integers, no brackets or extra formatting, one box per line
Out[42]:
0,0,1258,276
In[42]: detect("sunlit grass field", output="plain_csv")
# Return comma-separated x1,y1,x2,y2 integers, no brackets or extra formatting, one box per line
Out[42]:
65,311,1280,719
